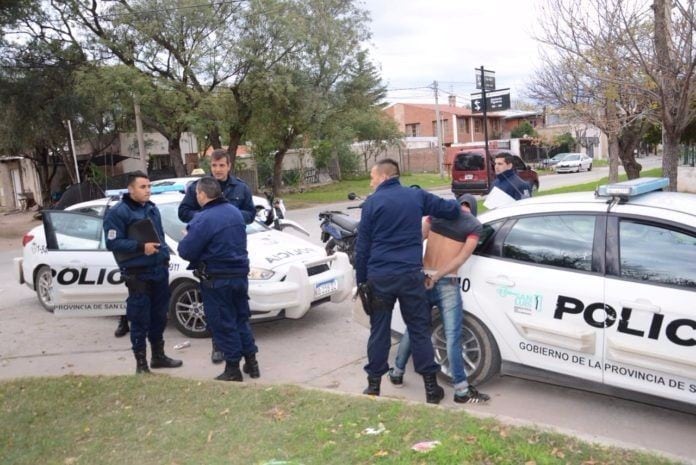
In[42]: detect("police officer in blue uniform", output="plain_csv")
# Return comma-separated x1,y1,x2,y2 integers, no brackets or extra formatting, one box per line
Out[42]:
178,177,259,381
178,148,256,364
354,159,461,404
104,171,182,374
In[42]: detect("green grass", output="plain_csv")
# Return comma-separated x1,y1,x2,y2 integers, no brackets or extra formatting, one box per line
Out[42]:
282,172,450,208
538,167,662,195
0,376,679,465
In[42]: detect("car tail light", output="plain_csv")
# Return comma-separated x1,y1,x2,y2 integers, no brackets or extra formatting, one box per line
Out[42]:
22,233,34,247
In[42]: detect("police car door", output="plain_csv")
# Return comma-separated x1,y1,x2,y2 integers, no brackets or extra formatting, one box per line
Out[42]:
465,210,607,383
42,211,126,317
603,208,696,406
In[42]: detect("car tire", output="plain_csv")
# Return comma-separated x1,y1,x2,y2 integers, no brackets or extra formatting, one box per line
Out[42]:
532,182,539,194
35,265,54,313
588,163,592,171
430,309,501,385
169,280,210,338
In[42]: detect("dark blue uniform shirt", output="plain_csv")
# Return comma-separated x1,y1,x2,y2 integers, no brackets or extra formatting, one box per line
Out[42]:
103,194,170,270
177,198,249,275
354,177,461,284
178,176,255,224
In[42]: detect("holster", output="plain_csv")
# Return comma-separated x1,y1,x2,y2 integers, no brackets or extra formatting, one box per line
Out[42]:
357,282,374,316
124,275,149,294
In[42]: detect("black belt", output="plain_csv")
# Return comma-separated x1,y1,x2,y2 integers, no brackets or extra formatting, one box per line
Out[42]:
440,276,461,285
123,262,169,275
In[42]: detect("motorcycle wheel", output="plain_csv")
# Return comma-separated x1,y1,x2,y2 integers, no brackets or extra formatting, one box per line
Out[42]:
325,238,337,256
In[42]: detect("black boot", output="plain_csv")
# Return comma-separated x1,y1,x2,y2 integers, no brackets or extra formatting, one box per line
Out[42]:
363,376,381,396
242,353,260,378
150,340,183,369
114,316,129,338
134,349,150,374
215,360,243,382
211,342,224,365
423,373,445,404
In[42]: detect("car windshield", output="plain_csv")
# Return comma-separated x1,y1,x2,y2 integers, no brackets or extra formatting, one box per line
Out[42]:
157,201,268,243
565,154,581,161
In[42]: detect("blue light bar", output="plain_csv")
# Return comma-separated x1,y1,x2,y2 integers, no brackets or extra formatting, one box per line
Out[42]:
597,177,669,197
105,185,183,198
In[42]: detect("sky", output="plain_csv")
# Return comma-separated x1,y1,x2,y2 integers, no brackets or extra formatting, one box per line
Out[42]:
361,0,545,106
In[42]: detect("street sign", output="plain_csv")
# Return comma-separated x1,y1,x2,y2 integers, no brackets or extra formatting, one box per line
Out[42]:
470,93,510,113
475,73,496,91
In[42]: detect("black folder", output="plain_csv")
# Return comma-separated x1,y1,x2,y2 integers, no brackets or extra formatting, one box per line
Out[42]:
113,218,161,262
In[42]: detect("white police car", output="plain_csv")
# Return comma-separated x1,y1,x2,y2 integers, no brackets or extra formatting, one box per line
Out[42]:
14,191,353,337
391,178,696,412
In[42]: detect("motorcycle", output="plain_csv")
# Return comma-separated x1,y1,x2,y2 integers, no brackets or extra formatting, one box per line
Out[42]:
319,192,362,265
256,191,310,236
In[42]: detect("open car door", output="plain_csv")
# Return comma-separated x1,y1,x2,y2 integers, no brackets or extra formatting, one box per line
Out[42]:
42,211,127,317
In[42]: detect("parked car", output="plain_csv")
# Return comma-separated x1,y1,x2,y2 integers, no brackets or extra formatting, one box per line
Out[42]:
451,149,539,197
392,177,696,413
14,192,353,338
555,153,593,173
540,153,570,169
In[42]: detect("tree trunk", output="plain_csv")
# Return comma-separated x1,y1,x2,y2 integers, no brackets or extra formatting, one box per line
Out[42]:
227,129,242,173
168,136,187,177
208,128,222,149
618,124,643,179
272,148,286,198
608,134,620,184
662,128,680,191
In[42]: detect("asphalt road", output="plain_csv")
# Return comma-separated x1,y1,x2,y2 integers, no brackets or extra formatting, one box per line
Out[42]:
2,155,694,464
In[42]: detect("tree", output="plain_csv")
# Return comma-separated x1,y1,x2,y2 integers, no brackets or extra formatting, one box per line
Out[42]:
351,110,402,173
510,121,538,139
531,1,660,180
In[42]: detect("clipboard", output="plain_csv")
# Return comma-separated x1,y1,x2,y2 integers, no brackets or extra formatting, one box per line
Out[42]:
113,218,161,262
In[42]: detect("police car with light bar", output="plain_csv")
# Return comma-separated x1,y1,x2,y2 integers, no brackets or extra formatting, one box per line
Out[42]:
390,178,696,412
14,187,353,338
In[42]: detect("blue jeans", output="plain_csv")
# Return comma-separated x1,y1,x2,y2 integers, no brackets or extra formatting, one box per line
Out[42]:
364,271,440,377
393,278,468,390
200,277,257,363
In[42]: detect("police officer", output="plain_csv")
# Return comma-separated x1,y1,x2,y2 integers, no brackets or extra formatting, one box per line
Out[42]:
104,171,182,374
177,177,259,381
354,159,461,404
178,148,256,364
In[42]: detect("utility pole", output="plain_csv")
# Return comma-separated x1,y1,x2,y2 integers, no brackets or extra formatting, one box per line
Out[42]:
433,80,445,178
478,66,490,158
66,120,81,184
134,99,148,174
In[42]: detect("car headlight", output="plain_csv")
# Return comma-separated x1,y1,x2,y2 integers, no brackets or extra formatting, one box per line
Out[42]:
248,267,275,280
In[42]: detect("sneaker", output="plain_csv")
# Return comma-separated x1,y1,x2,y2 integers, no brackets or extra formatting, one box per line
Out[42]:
453,386,490,404
387,368,403,387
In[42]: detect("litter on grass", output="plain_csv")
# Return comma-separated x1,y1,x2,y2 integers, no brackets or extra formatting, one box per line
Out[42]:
411,440,441,452
362,423,386,435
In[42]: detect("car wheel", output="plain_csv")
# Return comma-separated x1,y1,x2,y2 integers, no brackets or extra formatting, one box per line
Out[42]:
430,310,501,385
169,280,210,338
588,163,592,171
532,182,539,194
35,265,54,313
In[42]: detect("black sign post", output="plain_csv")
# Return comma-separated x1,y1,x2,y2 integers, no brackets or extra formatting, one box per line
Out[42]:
475,66,495,161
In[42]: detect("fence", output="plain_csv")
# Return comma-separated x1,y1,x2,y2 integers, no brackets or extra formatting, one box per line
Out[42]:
681,146,696,166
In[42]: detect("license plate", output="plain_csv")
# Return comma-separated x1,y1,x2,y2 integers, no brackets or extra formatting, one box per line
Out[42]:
314,279,338,298
464,174,474,180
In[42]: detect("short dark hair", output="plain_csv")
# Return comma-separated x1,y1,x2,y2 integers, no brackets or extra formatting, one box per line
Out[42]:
211,148,231,164
375,158,400,178
196,176,222,199
494,152,514,164
127,171,149,186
